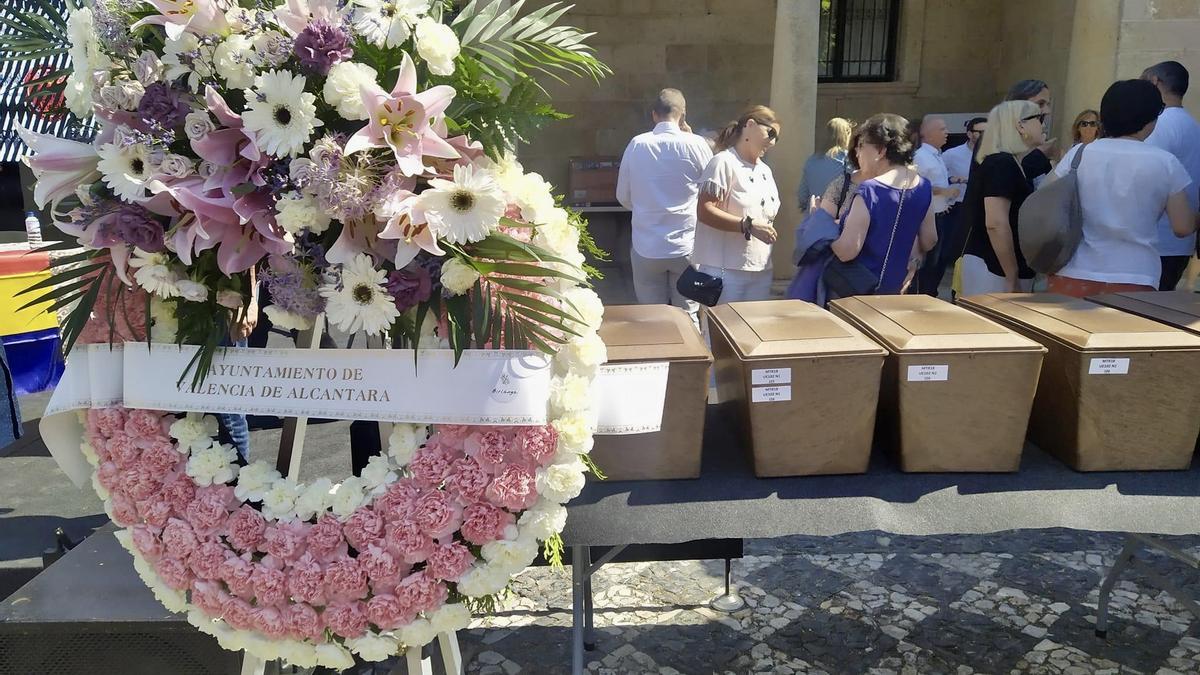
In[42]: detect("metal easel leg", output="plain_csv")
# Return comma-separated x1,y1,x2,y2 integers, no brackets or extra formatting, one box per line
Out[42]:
582,547,596,651
571,544,588,675
711,557,745,612
1095,535,1140,638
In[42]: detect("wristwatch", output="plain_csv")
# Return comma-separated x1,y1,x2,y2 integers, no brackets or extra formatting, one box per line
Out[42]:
741,215,753,241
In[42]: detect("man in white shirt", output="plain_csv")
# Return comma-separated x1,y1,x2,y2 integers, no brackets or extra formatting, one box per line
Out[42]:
616,88,713,323
1143,61,1200,289
913,116,961,296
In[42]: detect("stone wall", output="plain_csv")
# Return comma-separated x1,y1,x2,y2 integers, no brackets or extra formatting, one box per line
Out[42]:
1116,0,1200,121
994,0,1078,145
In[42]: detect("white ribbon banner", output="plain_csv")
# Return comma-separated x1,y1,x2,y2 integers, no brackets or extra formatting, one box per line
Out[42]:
41,344,670,487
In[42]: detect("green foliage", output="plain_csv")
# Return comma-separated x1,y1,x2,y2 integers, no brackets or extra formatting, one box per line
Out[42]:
542,532,565,568
567,206,607,280
581,453,606,480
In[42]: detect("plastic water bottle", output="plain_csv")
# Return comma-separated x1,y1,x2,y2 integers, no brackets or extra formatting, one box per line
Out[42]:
24,210,42,246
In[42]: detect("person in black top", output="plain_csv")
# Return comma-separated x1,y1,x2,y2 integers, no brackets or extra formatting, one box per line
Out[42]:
1005,79,1056,184
960,99,1046,295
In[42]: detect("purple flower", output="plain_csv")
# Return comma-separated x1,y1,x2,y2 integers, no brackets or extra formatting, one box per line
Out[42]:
137,83,190,130
293,21,353,75
263,259,325,320
113,204,167,252
387,265,433,313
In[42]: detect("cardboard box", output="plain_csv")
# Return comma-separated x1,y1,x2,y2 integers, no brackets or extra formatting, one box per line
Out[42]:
830,295,1046,473
566,156,620,206
707,300,887,477
1087,291,1200,336
958,293,1200,471
589,305,711,480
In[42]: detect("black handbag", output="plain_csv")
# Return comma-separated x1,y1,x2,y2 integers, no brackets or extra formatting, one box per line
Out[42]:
823,183,907,300
676,265,723,307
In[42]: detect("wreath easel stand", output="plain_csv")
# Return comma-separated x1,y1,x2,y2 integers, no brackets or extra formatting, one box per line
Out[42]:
237,315,464,675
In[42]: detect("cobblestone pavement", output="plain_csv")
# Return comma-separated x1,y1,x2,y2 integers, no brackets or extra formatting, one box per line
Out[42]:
454,530,1200,675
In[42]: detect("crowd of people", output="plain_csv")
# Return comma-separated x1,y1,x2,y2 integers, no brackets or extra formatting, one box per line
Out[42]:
615,62,1200,318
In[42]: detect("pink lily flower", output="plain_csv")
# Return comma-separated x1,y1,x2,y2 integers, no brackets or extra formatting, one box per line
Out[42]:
376,186,445,268
16,123,99,209
274,0,343,35
345,53,459,176
131,0,229,41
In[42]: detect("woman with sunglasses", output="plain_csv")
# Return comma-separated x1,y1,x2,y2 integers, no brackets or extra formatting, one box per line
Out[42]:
958,100,1044,295
1071,109,1101,146
693,105,782,302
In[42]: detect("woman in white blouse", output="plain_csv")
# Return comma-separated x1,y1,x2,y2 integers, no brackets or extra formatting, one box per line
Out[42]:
694,105,782,302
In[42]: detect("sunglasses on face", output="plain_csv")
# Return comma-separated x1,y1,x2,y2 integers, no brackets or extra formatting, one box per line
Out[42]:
1078,120,1098,128
1022,113,1047,124
967,128,983,135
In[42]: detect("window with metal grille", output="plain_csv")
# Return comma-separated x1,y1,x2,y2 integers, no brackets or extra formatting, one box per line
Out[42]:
818,0,902,83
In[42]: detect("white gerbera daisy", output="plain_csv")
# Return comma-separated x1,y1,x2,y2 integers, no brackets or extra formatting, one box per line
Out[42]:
417,164,507,245
319,253,400,334
97,141,153,202
353,0,430,48
129,248,182,298
241,70,322,158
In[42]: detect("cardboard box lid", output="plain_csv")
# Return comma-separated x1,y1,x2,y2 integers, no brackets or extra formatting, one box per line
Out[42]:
958,293,1200,351
1087,291,1200,336
829,295,1044,354
708,300,886,359
596,304,711,363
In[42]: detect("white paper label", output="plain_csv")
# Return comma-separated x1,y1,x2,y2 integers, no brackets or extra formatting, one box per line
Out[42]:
593,362,671,434
907,365,949,382
752,385,792,403
751,367,792,385
1088,357,1130,375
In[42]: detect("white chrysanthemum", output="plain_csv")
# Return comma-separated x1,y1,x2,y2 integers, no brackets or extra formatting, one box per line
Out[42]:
214,34,258,89
319,253,400,334
418,164,507,245
129,248,182,298
353,0,430,48
397,617,437,649
276,192,331,235
65,5,109,117
293,477,334,521
346,632,399,661
387,423,427,466
532,211,579,258
330,476,369,518
549,374,592,415
97,141,153,202
186,441,240,486
499,170,557,225
563,287,604,332
427,603,472,634
552,414,596,455
361,454,397,493
169,412,220,452
261,479,302,520
439,258,480,296
234,461,282,502
163,32,215,92
322,61,378,121
535,457,587,503
263,305,315,332
176,279,209,302
554,332,608,377
242,70,323,158
415,17,460,76
518,501,568,541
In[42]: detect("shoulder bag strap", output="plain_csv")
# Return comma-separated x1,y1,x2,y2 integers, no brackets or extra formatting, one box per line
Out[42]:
835,171,853,211
876,173,908,285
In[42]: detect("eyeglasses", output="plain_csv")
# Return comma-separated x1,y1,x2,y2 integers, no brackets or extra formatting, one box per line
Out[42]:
1078,120,1099,128
764,127,778,141
1022,113,1047,124
967,128,983,135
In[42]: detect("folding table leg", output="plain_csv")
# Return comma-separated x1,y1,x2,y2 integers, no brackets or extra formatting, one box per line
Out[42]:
1095,535,1140,638
571,544,587,675
583,548,596,651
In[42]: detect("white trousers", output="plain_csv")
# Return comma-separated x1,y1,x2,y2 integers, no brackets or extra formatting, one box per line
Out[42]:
630,249,699,327
959,254,1033,296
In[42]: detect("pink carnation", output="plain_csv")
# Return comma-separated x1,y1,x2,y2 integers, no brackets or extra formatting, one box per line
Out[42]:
222,595,256,630
285,602,324,641
434,424,472,445
107,432,141,468
261,520,308,561
191,579,229,617
426,541,475,581
383,521,434,564
460,503,514,546
251,606,289,639
136,496,172,528
517,425,558,467
139,440,184,474
464,430,511,473
95,407,128,437
220,553,257,599
225,506,267,552
411,490,462,540
366,593,414,631
286,553,327,606
252,564,288,606
323,555,369,602
161,517,199,560
110,491,140,527
92,437,113,463
408,446,456,488
324,601,369,639
125,409,166,440
358,543,403,584
189,539,227,580
486,465,538,511
120,464,163,502
186,485,236,537
131,524,164,562
153,555,193,590
394,570,448,615
343,508,385,551
373,479,421,523
444,457,491,504
306,514,346,561
96,461,122,492
161,472,196,515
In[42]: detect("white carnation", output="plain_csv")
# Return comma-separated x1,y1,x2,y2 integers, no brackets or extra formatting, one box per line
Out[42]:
554,332,608,377
388,423,427,466
440,258,480,296
398,618,437,649
322,61,379,121
277,640,319,669
80,439,98,466
214,34,258,89
549,374,592,415
264,305,315,332
563,287,604,331
91,471,110,501
480,537,539,573
261,479,302,520
293,477,334,521
346,632,399,662
551,414,596,455
330,476,368,518
427,603,472,634
455,566,510,597
315,643,355,670
517,501,568,540
186,441,241,486
500,171,557,224
176,279,210,302
169,413,220,453
276,191,331,235
415,17,460,76
235,461,282,502
532,214,580,258
361,455,397,493
536,457,587,503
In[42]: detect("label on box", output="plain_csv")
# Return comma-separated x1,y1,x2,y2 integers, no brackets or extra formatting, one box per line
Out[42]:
751,367,792,385
752,385,792,403
907,365,949,382
1088,357,1130,375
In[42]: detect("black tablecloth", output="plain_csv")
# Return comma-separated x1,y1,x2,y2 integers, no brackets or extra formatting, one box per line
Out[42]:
563,405,1200,546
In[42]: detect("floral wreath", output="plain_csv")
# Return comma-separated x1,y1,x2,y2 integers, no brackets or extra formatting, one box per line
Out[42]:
8,0,611,667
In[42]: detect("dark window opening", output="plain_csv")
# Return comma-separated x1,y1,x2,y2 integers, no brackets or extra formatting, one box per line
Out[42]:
818,0,902,83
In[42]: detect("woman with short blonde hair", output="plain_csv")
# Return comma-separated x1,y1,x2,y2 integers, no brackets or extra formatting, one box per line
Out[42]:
798,117,853,206
959,100,1045,295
